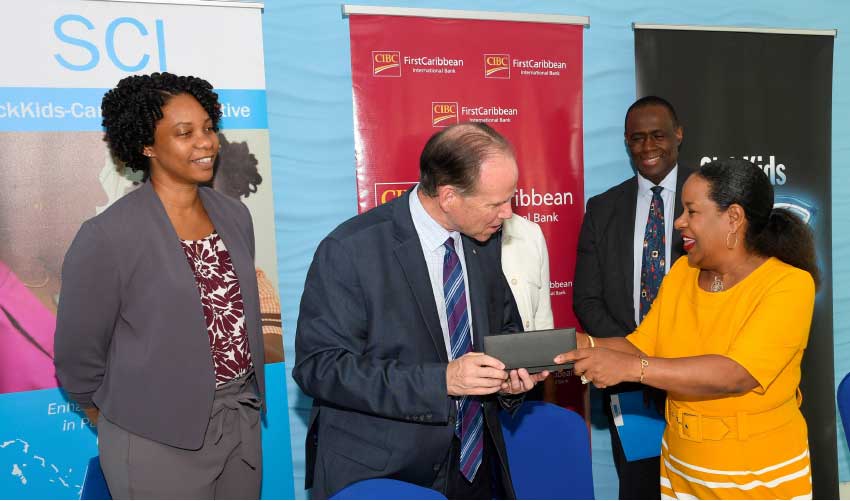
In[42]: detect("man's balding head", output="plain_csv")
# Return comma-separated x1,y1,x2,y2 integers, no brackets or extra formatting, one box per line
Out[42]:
418,122,515,196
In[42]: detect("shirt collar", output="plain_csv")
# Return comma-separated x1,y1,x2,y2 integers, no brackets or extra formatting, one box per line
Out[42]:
409,185,458,253
637,165,678,195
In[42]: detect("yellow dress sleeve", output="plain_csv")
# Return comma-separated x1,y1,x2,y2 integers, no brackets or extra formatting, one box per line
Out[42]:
626,293,660,356
725,268,815,393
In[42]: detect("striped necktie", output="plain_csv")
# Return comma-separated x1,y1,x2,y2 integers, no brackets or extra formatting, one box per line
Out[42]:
443,237,483,482
640,186,666,321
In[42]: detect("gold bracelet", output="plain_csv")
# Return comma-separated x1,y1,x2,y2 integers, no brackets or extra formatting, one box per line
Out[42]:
587,335,596,348
638,355,649,383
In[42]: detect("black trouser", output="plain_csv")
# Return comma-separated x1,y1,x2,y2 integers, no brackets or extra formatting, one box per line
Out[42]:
603,385,663,500
443,431,506,500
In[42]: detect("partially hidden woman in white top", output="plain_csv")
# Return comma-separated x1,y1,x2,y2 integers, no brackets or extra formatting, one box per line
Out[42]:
501,215,553,331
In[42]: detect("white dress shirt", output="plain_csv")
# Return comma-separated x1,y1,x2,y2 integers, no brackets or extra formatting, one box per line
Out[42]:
633,166,678,325
409,186,475,360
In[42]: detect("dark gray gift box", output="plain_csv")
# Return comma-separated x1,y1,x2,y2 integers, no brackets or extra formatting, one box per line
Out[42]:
484,328,577,374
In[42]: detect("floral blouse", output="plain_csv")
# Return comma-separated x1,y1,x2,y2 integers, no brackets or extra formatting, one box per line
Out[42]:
180,232,252,387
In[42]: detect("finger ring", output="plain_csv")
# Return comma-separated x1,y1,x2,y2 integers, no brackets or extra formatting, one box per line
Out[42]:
580,374,590,385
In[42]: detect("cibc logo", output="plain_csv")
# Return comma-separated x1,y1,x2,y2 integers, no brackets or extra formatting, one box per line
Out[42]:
484,54,510,79
375,182,416,206
372,51,401,77
432,102,459,127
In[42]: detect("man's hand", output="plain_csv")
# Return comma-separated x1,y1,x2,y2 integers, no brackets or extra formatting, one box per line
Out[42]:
500,368,550,395
446,352,508,396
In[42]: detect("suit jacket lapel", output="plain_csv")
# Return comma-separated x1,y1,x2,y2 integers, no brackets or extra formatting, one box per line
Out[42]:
141,182,202,295
671,167,692,263
139,182,209,345
616,178,638,325
461,237,489,353
392,192,448,363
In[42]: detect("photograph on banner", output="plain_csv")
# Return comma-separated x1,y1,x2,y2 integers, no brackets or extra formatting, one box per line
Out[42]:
634,26,837,497
213,130,283,362
0,132,103,396
348,12,587,413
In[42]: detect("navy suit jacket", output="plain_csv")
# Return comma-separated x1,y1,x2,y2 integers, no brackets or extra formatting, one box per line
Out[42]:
293,190,522,499
573,167,693,338
54,182,264,449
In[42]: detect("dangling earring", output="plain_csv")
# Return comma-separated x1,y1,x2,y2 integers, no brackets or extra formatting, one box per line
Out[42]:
726,231,738,250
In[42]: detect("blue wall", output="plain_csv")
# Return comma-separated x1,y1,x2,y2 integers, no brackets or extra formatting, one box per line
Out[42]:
262,1,850,498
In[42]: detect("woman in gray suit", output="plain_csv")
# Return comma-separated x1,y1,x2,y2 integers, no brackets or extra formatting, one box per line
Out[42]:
54,73,265,499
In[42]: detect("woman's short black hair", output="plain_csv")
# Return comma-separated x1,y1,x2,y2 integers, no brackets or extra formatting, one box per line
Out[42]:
101,72,222,174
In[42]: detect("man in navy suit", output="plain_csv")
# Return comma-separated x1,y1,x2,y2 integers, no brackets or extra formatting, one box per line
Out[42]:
573,96,693,499
294,123,547,499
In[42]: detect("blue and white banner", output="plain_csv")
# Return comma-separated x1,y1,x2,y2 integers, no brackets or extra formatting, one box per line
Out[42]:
0,88,268,131
0,1,293,498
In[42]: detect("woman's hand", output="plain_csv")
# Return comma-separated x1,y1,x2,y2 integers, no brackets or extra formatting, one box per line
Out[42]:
555,348,641,389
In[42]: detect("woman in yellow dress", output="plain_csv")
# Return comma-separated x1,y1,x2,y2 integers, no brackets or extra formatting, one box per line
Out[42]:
557,158,818,499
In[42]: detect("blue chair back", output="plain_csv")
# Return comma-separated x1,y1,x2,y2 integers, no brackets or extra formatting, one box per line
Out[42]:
500,401,594,499
329,478,447,500
80,456,111,500
838,373,850,451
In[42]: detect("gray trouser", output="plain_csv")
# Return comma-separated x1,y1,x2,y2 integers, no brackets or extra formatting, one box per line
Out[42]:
98,372,262,499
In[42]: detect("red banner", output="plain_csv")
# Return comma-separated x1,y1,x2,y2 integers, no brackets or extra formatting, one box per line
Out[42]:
349,12,585,411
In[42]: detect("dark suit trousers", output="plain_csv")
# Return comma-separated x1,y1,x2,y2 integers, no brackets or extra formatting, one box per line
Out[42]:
603,387,661,500
438,431,506,500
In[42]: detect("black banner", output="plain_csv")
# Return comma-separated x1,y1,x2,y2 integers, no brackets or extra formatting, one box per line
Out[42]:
635,27,836,498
